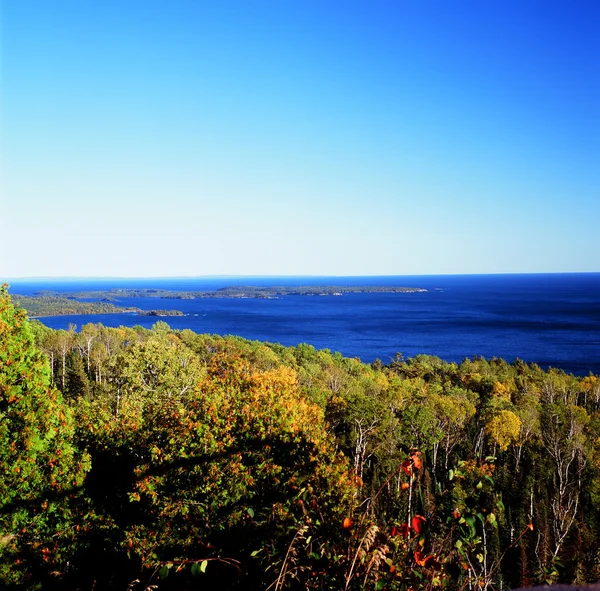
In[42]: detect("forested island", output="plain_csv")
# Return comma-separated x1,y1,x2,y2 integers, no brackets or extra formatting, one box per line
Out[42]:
9,294,140,317
11,285,426,318
9,295,185,319
2,283,599,590
137,309,185,317
58,285,427,299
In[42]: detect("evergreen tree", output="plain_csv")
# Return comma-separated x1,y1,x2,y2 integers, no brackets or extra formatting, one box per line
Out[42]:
0,285,89,585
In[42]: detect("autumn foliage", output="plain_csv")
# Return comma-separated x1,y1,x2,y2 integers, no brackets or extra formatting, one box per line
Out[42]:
2,286,600,589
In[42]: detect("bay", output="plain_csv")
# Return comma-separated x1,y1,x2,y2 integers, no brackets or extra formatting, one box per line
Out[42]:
7,273,600,376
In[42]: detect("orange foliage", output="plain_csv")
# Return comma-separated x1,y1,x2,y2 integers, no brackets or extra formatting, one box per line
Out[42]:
414,551,438,569
410,450,422,470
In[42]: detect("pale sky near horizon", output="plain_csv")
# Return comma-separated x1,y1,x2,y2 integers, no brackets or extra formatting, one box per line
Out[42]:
1,0,599,278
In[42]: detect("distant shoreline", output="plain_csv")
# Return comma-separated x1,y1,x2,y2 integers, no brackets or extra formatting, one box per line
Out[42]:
13,285,427,318
40,285,428,298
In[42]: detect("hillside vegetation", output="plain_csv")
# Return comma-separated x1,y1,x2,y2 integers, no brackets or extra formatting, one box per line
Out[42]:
9,294,139,317
1,284,599,590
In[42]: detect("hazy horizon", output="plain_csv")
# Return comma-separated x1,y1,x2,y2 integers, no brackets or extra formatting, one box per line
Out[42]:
5,271,600,282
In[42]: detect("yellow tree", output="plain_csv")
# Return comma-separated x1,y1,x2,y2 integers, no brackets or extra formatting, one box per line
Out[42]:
485,409,522,452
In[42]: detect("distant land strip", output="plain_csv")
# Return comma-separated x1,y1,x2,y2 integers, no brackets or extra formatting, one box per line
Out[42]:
11,285,427,317
38,285,427,299
9,295,141,318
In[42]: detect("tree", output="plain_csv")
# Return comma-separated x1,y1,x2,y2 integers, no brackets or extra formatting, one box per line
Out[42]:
73,348,355,588
64,351,91,400
0,285,89,584
485,409,522,452
76,323,100,374
541,401,589,564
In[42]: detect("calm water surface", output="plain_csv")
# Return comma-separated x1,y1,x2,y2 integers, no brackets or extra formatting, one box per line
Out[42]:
7,274,600,375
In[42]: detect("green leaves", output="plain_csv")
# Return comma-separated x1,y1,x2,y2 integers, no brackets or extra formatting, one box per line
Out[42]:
159,564,171,579
463,515,476,536
190,560,208,575
0,285,89,583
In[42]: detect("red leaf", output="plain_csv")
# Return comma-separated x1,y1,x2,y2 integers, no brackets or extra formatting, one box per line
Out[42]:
411,515,426,534
401,460,412,476
391,523,410,538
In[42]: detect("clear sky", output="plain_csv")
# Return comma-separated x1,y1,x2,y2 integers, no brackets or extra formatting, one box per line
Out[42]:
1,0,599,277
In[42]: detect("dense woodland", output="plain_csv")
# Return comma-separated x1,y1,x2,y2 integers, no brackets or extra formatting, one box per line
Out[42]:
9,295,139,318
1,284,600,590
10,295,184,319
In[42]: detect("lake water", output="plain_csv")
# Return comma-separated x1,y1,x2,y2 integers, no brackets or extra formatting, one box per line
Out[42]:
7,274,600,376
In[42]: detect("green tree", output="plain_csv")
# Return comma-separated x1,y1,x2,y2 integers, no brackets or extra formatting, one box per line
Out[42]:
0,285,89,585
64,351,91,400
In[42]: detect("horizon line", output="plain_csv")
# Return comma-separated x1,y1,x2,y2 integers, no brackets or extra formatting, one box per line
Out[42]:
3,271,600,281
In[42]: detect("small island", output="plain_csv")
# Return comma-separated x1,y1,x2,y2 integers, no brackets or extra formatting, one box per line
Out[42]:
137,309,185,317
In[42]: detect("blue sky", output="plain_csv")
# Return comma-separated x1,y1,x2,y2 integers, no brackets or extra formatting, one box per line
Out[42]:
1,0,598,277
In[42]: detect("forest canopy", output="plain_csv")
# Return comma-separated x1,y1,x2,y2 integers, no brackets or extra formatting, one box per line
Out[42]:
1,284,599,590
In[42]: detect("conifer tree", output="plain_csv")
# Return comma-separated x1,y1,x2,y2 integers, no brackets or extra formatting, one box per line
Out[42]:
0,285,89,584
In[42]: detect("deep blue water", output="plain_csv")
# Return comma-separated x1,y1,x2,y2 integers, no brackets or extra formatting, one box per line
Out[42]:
6,274,600,376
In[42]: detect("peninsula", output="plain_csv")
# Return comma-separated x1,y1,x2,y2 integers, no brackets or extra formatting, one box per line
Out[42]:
10,285,427,317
